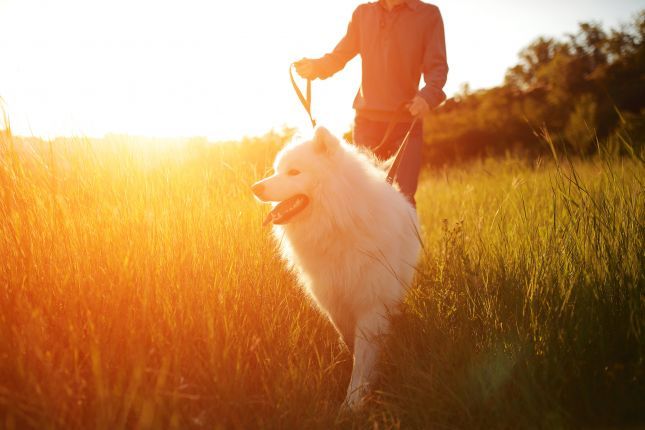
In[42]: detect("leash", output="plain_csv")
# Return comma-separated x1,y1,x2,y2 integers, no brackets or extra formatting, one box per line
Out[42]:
289,63,417,185
289,63,316,128
372,102,419,184
381,117,418,185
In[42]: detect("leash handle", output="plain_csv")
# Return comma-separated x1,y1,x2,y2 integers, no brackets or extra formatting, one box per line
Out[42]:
374,120,398,154
370,101,420,185
386,117,418,185
289,63,316,128
373,100,416,154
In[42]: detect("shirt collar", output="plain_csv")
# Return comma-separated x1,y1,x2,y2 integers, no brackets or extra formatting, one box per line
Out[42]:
405,0,420,10
379,0,420,11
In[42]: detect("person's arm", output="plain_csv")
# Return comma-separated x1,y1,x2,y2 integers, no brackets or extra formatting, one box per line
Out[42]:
417,8,449,109
296,6,361,80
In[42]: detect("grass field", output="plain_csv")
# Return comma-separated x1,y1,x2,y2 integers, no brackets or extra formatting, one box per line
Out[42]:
0,128,643,429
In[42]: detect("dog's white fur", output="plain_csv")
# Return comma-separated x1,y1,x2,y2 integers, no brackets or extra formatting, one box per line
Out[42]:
253,126,421,408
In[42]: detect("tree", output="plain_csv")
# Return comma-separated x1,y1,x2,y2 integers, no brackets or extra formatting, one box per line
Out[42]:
425,12,645,165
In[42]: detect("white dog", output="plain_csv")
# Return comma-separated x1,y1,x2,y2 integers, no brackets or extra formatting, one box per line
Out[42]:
252,126,421,409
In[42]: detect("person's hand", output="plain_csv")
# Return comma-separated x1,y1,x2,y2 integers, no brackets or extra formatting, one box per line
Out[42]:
294,58,317,80
407,95,430,117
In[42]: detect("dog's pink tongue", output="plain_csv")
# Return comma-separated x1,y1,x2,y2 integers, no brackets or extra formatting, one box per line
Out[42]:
263,202,286,226
262,195,309,227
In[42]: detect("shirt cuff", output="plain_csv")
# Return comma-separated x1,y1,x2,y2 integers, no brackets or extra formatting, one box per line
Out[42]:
418,87,447,110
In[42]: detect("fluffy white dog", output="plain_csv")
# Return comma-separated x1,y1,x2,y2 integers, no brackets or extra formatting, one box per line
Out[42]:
252,126,421,409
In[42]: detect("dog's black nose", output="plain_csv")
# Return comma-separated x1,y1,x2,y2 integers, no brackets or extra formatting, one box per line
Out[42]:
251,182,265,197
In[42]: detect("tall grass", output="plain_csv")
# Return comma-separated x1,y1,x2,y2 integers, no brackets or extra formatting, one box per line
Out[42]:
0,127,643,429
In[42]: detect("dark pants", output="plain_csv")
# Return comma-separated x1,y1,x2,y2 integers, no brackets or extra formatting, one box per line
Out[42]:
352,116,423,206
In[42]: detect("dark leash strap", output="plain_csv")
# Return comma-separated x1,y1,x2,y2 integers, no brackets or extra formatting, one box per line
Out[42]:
373,101,417,153
289,63,316,128
383,117,418,185
372,104,419,185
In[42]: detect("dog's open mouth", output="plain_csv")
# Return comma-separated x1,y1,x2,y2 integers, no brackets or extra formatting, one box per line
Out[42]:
263,194,309,226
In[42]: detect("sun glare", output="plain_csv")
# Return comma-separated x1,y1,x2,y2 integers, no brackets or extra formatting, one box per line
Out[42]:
0,0,640,140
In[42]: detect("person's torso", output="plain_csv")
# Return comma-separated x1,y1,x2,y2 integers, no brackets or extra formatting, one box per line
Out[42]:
353,1,438,116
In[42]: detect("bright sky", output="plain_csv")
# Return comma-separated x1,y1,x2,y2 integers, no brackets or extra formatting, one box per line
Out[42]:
0,0,642,140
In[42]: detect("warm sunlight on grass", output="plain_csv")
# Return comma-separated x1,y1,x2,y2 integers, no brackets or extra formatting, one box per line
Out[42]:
1,0,643,427
1,125,643,428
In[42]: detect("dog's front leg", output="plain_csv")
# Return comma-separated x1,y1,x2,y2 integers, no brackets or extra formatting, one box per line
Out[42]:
344,307,390,410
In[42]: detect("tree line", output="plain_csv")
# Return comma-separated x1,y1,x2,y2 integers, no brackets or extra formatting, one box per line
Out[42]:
424,11,645,165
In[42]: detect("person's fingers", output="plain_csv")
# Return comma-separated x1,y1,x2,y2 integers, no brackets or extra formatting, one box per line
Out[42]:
296,67,308,78
294,59,307,72
408,100,420,116
295,61,315,79
409,96,429,116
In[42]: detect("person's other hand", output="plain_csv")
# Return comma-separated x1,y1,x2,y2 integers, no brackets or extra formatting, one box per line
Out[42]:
294,58,316,80
407,95,430,117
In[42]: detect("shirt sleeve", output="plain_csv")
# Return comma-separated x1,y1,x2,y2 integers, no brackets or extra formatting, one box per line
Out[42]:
417,8,449,109
312,6,361,80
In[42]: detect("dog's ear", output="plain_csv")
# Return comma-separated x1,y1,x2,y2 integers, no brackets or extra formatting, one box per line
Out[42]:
312,126,339,155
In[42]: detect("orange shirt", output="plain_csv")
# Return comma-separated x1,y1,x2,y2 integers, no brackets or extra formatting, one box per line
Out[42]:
312,0,448,122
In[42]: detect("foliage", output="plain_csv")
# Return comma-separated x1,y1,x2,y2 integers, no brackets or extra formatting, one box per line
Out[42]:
425,11,645,165
1,128,643,429
564,93,597,154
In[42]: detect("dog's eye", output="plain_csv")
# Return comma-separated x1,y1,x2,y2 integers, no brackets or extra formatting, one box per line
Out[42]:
287,169,301,176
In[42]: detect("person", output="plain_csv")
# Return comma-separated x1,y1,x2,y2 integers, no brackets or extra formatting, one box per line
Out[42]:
295,0,448,206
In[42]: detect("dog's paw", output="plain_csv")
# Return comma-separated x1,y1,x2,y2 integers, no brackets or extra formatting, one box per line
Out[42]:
336,399,358,423
343,386,368,412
